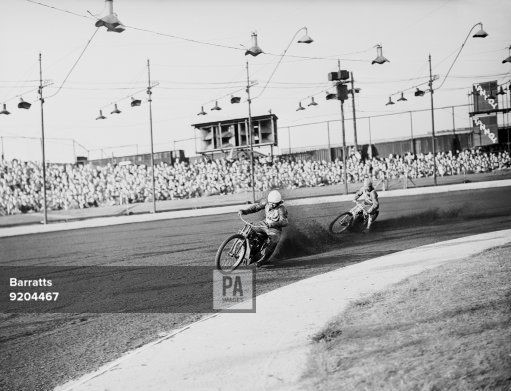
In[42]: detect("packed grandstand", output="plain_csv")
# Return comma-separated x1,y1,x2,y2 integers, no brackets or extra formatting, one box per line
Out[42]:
1,148,510,215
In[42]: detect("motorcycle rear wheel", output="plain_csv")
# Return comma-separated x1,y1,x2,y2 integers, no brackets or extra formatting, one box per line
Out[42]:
329,212,353,234
215,234,248,272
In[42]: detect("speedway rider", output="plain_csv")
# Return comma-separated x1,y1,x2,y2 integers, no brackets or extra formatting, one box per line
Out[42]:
353,177,379,231
238,190,288,265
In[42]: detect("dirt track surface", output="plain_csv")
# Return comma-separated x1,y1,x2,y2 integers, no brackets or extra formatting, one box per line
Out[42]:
1,186,511,391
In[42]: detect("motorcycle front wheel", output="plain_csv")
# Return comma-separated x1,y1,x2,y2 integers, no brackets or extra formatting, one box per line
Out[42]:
329,212,353,234
215,234,248,272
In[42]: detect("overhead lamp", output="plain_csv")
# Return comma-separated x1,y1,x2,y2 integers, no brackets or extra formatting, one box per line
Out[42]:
472,23,488,38
326,92,337,100
96,110,106,120
230,95,241,104
111,104,121,114
130,97,141,107
197,106,207,115
245,32,263,57
296,102,305,111
397,92,407,102
414,87,425,97
385,96,394,106
372,44,389,65
94,0,125,33
0,103,10,115
503,46,511,64
18,97,31,109
308,97,318,106
488,91,496,101
297,27,313,44
211,101,221,111
497,86,506,95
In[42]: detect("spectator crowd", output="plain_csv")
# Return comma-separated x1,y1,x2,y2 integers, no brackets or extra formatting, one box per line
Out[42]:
1,148,510,215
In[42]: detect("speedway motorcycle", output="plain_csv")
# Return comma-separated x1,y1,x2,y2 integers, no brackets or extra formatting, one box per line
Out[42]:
215,215,270,271
329,201,372,234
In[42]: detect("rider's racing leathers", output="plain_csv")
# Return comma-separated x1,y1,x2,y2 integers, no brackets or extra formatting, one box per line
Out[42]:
353,186,379,229
240,201,288,263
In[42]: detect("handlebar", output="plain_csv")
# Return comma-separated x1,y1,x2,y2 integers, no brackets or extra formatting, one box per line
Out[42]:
239,214,266,228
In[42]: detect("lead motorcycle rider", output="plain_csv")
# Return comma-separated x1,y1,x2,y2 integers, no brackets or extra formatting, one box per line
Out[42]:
238,190,288,265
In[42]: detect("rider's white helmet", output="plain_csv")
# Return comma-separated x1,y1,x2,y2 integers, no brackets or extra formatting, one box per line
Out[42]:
267,190,282,204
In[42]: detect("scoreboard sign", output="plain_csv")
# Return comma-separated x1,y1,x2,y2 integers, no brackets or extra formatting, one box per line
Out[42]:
192,114,278,154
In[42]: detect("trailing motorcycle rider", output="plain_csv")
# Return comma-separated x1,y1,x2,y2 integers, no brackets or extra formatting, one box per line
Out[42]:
238,190,288,265
353,177,379,231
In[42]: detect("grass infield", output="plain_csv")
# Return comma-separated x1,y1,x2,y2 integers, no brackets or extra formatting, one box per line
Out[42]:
302,244,511,391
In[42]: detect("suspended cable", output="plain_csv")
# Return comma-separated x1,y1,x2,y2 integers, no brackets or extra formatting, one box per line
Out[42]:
45,27,100,100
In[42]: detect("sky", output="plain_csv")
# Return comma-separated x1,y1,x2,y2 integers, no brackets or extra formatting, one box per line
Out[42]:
0,0,510,162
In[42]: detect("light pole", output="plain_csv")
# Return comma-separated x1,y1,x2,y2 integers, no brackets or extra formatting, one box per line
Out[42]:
350,72,359,151
146,59,156,213
409,111,415,154
38,53,48,225
428,54,438,186
337,60,349,195
245,61,256,203
1,136,4,160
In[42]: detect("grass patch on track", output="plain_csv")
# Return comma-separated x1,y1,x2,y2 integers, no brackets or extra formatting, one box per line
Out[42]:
301,244,511,390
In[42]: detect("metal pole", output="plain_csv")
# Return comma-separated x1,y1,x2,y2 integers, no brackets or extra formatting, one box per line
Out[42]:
452,106,456,135
338,60,349,195
368,117,372,159
1,136,4,160
326,121,331,150
350,72,358,151
147,59,156,213
38,53,48,225
428,54,437,186
246,61,256,203
287,126,291,153
409,111,415,154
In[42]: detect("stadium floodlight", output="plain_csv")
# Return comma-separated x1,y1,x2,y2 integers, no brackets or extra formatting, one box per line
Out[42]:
296,102,305,111
94,0,125,33
385,96,395,106
211,101,222,111
0,103,10,115
308,97,318,106
111,103,121,114
472,23,488,38
503,46,511,64
230,95,241,104
325,92,337,100
96,109,106,120
245,32,263,57
414,87,425,97
18,97,31,109
197,106,207,115
130,97,141,107
297,27,313,44
397,92,407,102
372,44,389,65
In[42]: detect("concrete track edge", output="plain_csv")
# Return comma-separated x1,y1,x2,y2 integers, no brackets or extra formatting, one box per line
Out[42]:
55,228,511,391
2,179,511,238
